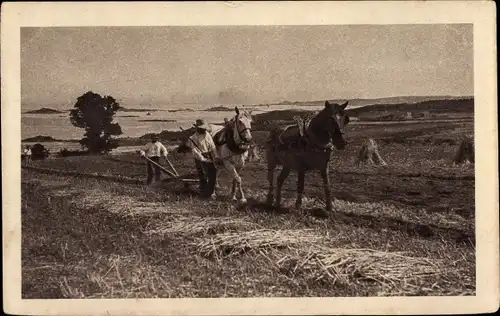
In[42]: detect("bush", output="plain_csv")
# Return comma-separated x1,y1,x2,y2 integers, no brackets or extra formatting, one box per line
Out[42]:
57,148,89,157
31,143,50,160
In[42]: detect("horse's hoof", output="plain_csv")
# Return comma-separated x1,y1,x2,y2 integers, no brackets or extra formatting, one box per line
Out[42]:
232,196,238,202
239,198,247,204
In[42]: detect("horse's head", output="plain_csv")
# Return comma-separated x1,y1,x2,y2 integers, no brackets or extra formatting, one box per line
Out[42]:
230,106,253,145
324,100,350,134
311,101,350,150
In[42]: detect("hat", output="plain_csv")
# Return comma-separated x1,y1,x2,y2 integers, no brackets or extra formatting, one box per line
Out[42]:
193,119,210,130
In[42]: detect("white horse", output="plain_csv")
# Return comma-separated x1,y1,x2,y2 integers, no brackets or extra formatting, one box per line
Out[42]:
179,107,254,203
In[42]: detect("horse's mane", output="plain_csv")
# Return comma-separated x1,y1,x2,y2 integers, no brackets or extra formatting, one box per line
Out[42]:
307,107,330,131
305,107,338,143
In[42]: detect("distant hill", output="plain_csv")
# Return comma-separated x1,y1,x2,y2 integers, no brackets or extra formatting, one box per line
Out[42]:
168,109,195,113
254,109,312,123
25,108,64,114
117,106,160,112
204,106,234,112
22,135,59,142
345,97,474,116
139,119,177,123
21,135,77,143
269,95,473,109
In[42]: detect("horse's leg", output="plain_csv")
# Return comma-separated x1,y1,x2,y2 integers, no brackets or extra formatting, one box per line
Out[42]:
266,159,276,206
237,170,247,204
320,167,333,213
275,167,291,209
225,163,246,204
295,170,305,211
231,179,237,201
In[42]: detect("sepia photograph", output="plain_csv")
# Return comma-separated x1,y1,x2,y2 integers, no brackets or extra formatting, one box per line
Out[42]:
2,1,498,315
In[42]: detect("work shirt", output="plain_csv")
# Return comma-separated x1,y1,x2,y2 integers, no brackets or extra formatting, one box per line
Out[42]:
142,141,168,158
188,131,217,162
23,148,32,156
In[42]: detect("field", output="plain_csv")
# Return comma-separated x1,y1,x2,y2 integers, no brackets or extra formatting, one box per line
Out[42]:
21,114,475,298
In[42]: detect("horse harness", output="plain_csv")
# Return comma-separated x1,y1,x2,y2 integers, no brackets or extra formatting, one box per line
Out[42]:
271,119,336,153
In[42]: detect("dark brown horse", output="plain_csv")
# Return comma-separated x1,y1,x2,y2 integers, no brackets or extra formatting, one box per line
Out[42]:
265,101,350,214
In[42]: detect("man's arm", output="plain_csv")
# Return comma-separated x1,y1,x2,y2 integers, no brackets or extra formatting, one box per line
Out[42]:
207,134,218,160
139,143,150,156
160,143,169,157
188,137,206,161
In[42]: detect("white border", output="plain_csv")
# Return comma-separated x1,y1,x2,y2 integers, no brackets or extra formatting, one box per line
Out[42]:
2,1,498,315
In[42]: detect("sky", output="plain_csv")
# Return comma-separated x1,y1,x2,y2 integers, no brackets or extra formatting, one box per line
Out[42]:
21,24,473,110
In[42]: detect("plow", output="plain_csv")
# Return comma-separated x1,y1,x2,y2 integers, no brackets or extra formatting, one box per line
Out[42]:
140,154,198,188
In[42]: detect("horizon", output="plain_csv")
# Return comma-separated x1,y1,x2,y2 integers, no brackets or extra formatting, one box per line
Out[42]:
21,25,473,111
22,94,475,112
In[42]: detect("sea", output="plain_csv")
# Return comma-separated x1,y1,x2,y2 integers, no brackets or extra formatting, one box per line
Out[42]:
22,103,329,141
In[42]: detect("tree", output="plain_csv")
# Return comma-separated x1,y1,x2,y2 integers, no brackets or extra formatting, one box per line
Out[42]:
70,91,123,154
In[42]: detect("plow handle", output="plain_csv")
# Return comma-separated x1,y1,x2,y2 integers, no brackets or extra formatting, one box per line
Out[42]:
142,155,178,179
164,156,180,177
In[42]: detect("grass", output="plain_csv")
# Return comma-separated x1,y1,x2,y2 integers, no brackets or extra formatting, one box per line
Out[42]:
21,117,475,298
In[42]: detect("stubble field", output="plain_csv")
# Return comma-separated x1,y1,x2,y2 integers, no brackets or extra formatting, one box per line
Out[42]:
21,118,475,298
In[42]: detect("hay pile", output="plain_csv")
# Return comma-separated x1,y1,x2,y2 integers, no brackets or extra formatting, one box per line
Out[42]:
197,229,325,258
53,187,168,217
146,216,257,237
357,138,387,166
453,136,474,165
196,226,443,293
275,246,442,292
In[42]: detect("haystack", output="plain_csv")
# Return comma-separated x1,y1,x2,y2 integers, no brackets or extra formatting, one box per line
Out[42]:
453,136,474,165
357,138,387,166
196,229,325,258
275,246,443,293
146,216,257,237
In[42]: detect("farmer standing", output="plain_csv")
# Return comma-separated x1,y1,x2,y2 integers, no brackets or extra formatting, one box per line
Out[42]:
23,145,32,165
139,134,169,185
187,119,219,199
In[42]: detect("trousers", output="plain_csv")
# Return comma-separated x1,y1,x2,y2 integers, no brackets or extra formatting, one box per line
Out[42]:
146,156,162,184
194,157,217,197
